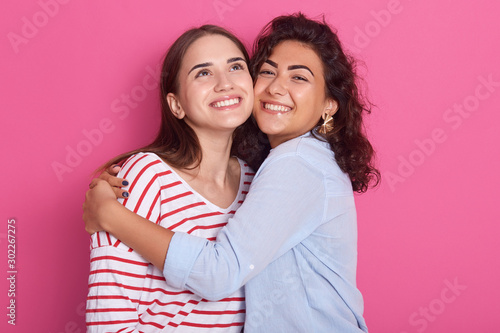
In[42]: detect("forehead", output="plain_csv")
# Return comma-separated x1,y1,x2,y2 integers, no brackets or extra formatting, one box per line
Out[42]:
267,40,323,72
181,34,244,68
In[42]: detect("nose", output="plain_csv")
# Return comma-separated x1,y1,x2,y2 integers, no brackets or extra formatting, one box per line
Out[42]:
265,75,287,96
214,72,233,92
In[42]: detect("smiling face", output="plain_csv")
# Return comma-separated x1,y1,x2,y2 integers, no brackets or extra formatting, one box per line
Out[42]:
253,40,337,147
167,34,254,137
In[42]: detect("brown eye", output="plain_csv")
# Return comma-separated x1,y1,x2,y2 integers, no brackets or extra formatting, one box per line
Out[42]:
195,70,211,78
259,70,274,76
293,75,308,81
230,63,245,71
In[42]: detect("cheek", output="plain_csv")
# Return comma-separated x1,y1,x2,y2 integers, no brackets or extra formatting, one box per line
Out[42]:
253,78,267,97
298,87,322,108
184,81,205,96
235,73,254,90
290,89,308,111
244,79,255,98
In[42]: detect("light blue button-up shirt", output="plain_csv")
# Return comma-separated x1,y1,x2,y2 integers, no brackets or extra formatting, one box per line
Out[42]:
164,134,368,332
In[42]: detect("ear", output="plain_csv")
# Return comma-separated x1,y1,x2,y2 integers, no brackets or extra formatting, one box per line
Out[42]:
166,93,185,119
324,98,338,117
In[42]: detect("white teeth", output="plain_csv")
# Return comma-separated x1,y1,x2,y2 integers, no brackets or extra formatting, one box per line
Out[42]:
264,103,290,112
213,98,239,108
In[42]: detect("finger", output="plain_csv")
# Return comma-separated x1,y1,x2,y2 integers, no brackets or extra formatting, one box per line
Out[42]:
89,178,100,189
113,187,129,199
99,173,129,188
84,222,96,235
108,164,121,176
99,169,129,188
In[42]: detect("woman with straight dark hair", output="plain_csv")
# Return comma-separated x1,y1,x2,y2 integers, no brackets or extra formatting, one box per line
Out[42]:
86,25,257,332
84,13,379,332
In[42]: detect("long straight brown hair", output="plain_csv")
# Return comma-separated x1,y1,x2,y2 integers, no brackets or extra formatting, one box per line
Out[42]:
99,25,255,172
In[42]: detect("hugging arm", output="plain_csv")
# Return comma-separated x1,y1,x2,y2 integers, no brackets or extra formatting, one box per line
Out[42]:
164,155,329,300
84,165,173,270
85,155,328,300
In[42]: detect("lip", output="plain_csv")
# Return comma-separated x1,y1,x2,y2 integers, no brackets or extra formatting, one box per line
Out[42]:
260,101,293,114
209,95,242,110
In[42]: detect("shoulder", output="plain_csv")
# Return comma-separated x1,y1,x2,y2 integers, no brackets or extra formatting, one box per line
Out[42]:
261,135,352,194
262,135,331,170
118,152,171,179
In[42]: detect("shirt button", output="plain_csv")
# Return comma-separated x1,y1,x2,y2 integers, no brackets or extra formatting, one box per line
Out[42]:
249,264,254,270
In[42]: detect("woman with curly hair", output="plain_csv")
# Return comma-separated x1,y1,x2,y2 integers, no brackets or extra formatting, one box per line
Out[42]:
84,13,380,332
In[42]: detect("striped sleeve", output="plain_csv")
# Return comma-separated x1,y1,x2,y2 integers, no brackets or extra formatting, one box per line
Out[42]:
87,153,164,332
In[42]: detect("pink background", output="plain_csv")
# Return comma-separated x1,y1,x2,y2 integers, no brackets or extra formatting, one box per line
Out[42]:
1,0,499,332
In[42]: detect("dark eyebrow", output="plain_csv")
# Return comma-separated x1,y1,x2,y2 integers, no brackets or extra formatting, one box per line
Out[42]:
265,59,278,68
264,60,314,76
288,65,314,76
188,62,213,75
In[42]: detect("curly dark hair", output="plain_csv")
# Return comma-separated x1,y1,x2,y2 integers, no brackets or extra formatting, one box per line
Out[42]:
249,13,380,192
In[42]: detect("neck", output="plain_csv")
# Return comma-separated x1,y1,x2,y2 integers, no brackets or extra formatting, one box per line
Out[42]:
186,128,235,185
172,127,241,209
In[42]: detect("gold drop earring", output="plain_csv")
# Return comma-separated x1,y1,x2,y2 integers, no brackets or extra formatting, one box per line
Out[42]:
318,112,334,134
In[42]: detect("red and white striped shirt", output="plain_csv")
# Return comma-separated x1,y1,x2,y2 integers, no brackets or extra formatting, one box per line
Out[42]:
86,152,254,332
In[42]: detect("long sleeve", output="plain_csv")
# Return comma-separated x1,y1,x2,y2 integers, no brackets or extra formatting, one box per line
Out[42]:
164,139,352,300
86,153,162,332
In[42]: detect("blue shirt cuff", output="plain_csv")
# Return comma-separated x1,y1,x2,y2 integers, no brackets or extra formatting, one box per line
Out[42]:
163,232,208,290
